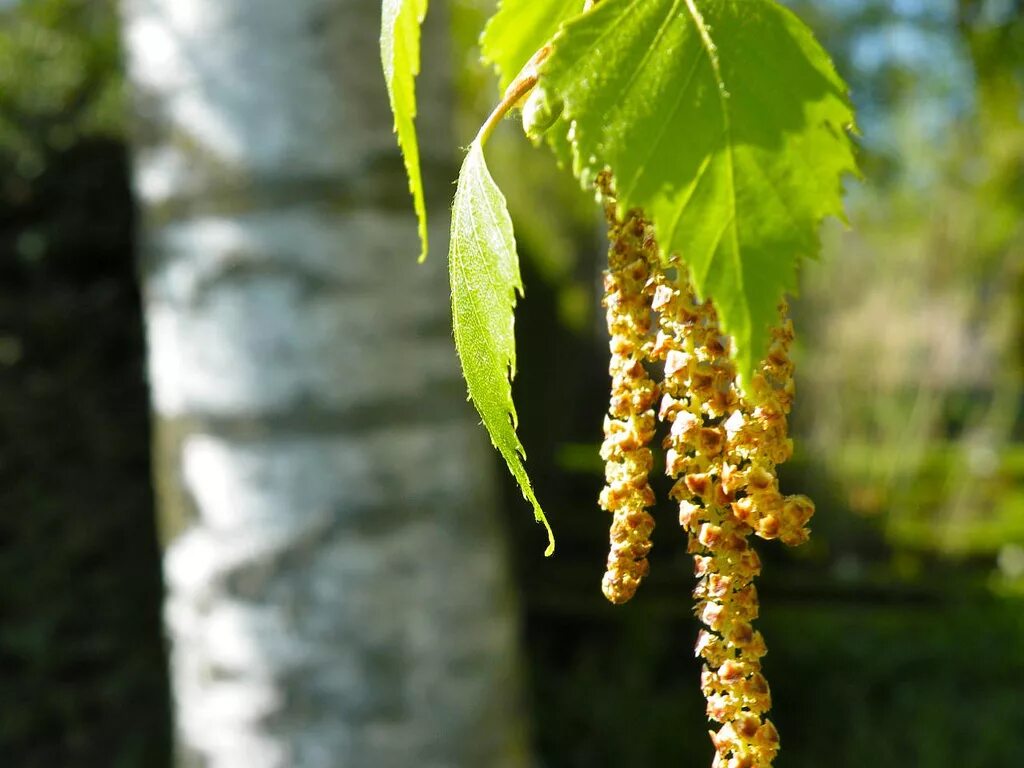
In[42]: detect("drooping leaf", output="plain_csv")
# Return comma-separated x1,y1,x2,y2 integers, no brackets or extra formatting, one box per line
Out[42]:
381,0,429,261
480,0,584,93
536,0,858,389
450,141,555,555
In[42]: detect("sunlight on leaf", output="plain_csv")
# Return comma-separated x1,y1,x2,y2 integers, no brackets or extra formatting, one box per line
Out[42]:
537,0,858,389
450,141,555,555
381,0,429,261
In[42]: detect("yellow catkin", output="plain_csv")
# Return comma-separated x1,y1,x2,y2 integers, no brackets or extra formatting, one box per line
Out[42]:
653,265,797,768
597,175,659,605
722,304,815,549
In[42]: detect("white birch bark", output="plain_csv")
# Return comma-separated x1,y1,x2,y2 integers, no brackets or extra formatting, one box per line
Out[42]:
118,1,531,766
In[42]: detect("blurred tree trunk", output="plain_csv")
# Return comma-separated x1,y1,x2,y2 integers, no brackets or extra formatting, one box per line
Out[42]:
118,1,530,766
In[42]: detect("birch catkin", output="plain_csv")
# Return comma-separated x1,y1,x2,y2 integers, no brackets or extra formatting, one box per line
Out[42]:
597,175,659,605
723,305,815,550
653,275,782,768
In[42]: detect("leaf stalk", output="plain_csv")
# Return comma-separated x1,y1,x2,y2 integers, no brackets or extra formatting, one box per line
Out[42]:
476,44,552,145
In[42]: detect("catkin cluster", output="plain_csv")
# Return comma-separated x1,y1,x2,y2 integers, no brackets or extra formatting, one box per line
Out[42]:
597,183,814,768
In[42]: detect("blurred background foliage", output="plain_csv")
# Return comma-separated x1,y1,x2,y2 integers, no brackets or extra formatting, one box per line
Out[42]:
0,0,123,192
1,0,1022,765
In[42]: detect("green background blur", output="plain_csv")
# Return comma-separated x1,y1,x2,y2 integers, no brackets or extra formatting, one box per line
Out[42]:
1,0,1022,765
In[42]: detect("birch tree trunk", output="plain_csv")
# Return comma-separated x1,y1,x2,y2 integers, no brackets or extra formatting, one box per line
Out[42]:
119,1,530,766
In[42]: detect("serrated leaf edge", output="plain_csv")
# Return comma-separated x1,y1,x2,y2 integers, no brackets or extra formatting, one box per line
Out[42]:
450,141,555,556
381,0,430,262
537,0,857,392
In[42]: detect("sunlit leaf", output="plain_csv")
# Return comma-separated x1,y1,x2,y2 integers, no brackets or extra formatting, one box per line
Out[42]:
450,141,554,555
381,0,429,261
537,0,858,388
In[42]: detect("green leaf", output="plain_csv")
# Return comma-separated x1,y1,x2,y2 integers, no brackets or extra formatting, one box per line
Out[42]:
381,0,429,262
480,0,584,92
450,141,554,556
537,0,858,389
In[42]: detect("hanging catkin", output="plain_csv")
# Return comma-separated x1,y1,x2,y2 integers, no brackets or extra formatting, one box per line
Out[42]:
651,270,777,768
721,304,815,550
650,265,813,768
597,174,659,605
